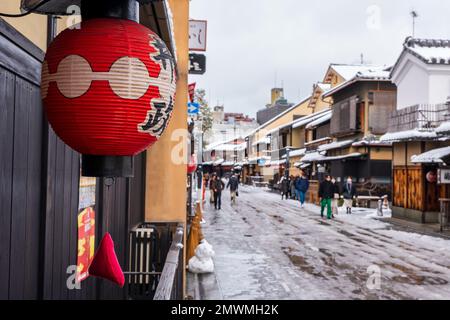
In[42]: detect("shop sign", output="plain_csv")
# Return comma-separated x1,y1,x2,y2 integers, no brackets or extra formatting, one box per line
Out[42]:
76,207,95,282
438,168,450,184
189,53,206,75
78,176,96,210
189,20,207,51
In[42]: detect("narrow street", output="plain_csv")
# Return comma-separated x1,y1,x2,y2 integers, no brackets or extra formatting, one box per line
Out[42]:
196,185,450,300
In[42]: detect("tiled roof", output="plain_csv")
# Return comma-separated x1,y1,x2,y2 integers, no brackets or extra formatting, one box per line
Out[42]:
404,37,450,65
330,64,390,81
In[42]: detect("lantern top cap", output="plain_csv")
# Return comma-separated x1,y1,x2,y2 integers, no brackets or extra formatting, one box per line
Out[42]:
21,0,151,15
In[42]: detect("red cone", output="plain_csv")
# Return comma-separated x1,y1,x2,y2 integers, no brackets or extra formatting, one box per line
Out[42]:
88,233,125,287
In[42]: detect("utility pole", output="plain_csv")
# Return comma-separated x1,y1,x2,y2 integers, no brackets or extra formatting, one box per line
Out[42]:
410,10,419,38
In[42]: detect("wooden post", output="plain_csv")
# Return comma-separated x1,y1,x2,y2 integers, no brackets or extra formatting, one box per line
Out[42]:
145,0,189,297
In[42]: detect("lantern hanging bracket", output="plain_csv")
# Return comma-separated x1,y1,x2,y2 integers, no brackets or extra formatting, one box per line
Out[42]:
0,0,52,17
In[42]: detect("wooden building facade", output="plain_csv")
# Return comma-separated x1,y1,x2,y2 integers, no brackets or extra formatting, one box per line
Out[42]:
0,0,187,300
382,37,450,224
320,72,396,196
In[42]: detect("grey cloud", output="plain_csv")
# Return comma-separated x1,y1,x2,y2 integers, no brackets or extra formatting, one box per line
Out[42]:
189,0,450,116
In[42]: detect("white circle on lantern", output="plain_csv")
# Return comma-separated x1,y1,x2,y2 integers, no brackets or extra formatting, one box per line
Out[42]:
109,56,150,100
56,55,93,98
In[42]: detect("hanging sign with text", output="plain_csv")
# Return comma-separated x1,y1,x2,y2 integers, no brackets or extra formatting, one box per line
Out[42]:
189,20,207,51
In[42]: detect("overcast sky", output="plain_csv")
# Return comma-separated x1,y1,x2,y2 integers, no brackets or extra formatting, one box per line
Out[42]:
188,0,450,117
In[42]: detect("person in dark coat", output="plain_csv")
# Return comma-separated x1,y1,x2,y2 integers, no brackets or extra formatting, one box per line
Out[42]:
318,174,334,219
342,176,357,214
279,176,290,200
213,176,225,210
295,172,309,208
209,174,216,203
290,175,297,200
226,174,239,205
331,177,340,218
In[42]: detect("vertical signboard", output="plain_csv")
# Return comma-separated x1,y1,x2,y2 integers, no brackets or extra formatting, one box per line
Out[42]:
189,20,207,51
76,176,96,282
76,207,95,282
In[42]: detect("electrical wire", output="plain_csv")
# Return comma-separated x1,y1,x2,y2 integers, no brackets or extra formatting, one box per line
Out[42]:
0,0,52,18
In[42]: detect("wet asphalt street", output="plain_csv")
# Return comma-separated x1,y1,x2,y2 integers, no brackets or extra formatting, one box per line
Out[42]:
194,185,450,300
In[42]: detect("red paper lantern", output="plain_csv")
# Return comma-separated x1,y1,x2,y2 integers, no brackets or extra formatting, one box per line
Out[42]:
187,155,197,174
41,18,176,157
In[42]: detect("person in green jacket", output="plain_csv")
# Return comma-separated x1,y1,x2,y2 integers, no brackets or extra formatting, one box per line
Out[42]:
318,174,334,219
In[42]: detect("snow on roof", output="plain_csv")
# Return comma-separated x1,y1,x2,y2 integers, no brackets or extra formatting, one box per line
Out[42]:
252,136,270,146
299,163,311,169
318,140,354,152
301,150,363,163
323,66,391,98
304,136,332,146
317,82,332,92
267,159,286,166
209,142,246,151
331,64,390,81
305,112,332,129
282,148,307,158
380,129,438,142
352,139,392,147
436,121,450,135
411,146,450,164
404,37,450,65
321,152,364,161
301,151,327,162
206,136,244,150
292,108,331,129
222,161,235,166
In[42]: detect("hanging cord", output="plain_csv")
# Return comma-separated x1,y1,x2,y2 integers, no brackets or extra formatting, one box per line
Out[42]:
0,0,52,17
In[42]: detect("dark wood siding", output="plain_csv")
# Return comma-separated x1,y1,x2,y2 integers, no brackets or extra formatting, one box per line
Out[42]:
316,123,330,140
330,96,358,136
0,19,147,300
0,65,43,299
369,91,397,135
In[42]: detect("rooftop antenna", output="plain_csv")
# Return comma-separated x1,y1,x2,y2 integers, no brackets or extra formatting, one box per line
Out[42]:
410,10,418,38
360,53,364,65
274,71,278,88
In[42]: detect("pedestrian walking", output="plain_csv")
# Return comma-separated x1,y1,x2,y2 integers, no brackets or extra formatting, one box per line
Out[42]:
342,176,357,214
209,174,216,204
331,177,340,218
279,176,290,200
213,176,225,210
295,172,309,208
226,174,239,205
318,174,334,219
290,175,297,200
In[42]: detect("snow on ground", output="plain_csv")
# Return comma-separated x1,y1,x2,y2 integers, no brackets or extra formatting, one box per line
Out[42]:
194,185,450,300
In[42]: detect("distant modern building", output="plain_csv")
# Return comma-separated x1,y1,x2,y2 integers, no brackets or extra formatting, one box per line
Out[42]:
256,88,294,125
205,105,258,145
